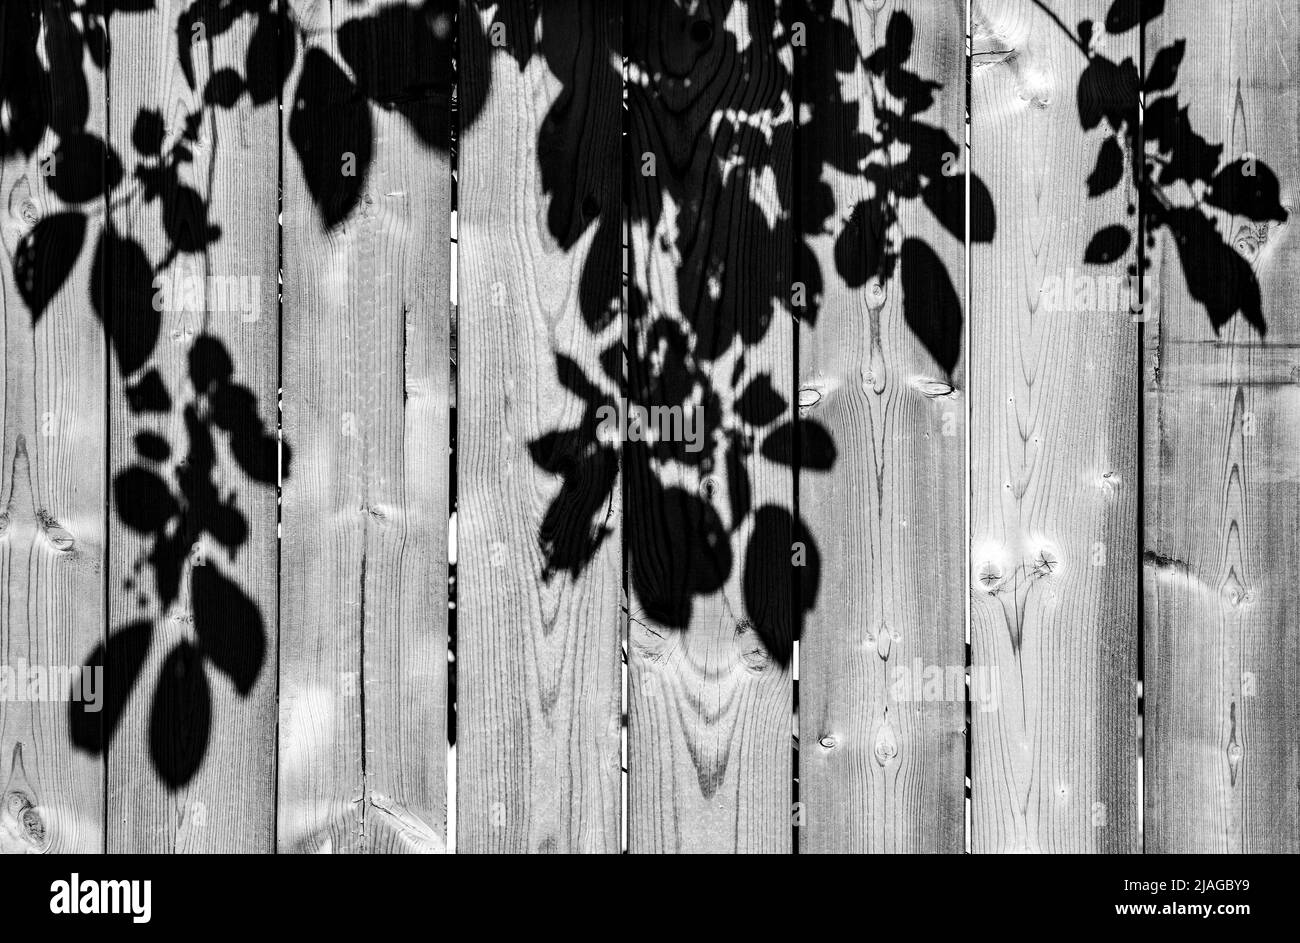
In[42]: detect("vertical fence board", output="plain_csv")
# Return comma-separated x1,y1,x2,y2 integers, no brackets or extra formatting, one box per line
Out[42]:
794,0,967,854
1143,1,1300,853
456,0,623,854
105,2,280,852
969,0,1138,853
279,0,451,853
0,0,105,853
625,1,794,854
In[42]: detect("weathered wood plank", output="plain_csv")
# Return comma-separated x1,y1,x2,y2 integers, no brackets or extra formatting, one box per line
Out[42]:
625,0,794,854
105,0,281,852
969,0,1139,853
0,0,105,853
456,0,623,854
794,0,968,854
1143,0,1300,853
279,0,451,853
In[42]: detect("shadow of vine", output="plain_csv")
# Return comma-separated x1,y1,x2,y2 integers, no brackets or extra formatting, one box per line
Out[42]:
5,0,454,788
1067,0,1287,332
508,0,989,668
5,0,1283,791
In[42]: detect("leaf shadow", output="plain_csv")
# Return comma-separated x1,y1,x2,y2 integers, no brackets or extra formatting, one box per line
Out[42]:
517,2,984,670
1074,0,1287,335
0,0,337,791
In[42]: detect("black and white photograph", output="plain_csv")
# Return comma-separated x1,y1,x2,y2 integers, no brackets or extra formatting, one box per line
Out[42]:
0,0,1294,924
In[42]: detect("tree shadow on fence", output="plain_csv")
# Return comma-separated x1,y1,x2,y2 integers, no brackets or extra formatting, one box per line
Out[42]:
510,0,990,669
5,0,1284,791
1062,0,1287,334
5,0,456,789
515,0,1284,672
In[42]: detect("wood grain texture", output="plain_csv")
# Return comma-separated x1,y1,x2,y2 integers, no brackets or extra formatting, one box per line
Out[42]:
0,0,105,854
279,0,450,854
969,0,1138,853
456,0,623,854
625,0,794,854
795,0,967,854
1143,0,1300,853
106,2,280,852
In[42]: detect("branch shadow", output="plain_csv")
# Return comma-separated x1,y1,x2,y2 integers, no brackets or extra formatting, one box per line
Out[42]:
2,0,454,789
518,1,990,669
1073,0,1287,333
14,0,1277,792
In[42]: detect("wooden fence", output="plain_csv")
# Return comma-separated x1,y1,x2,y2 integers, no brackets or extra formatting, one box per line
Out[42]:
0,0,1296,854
